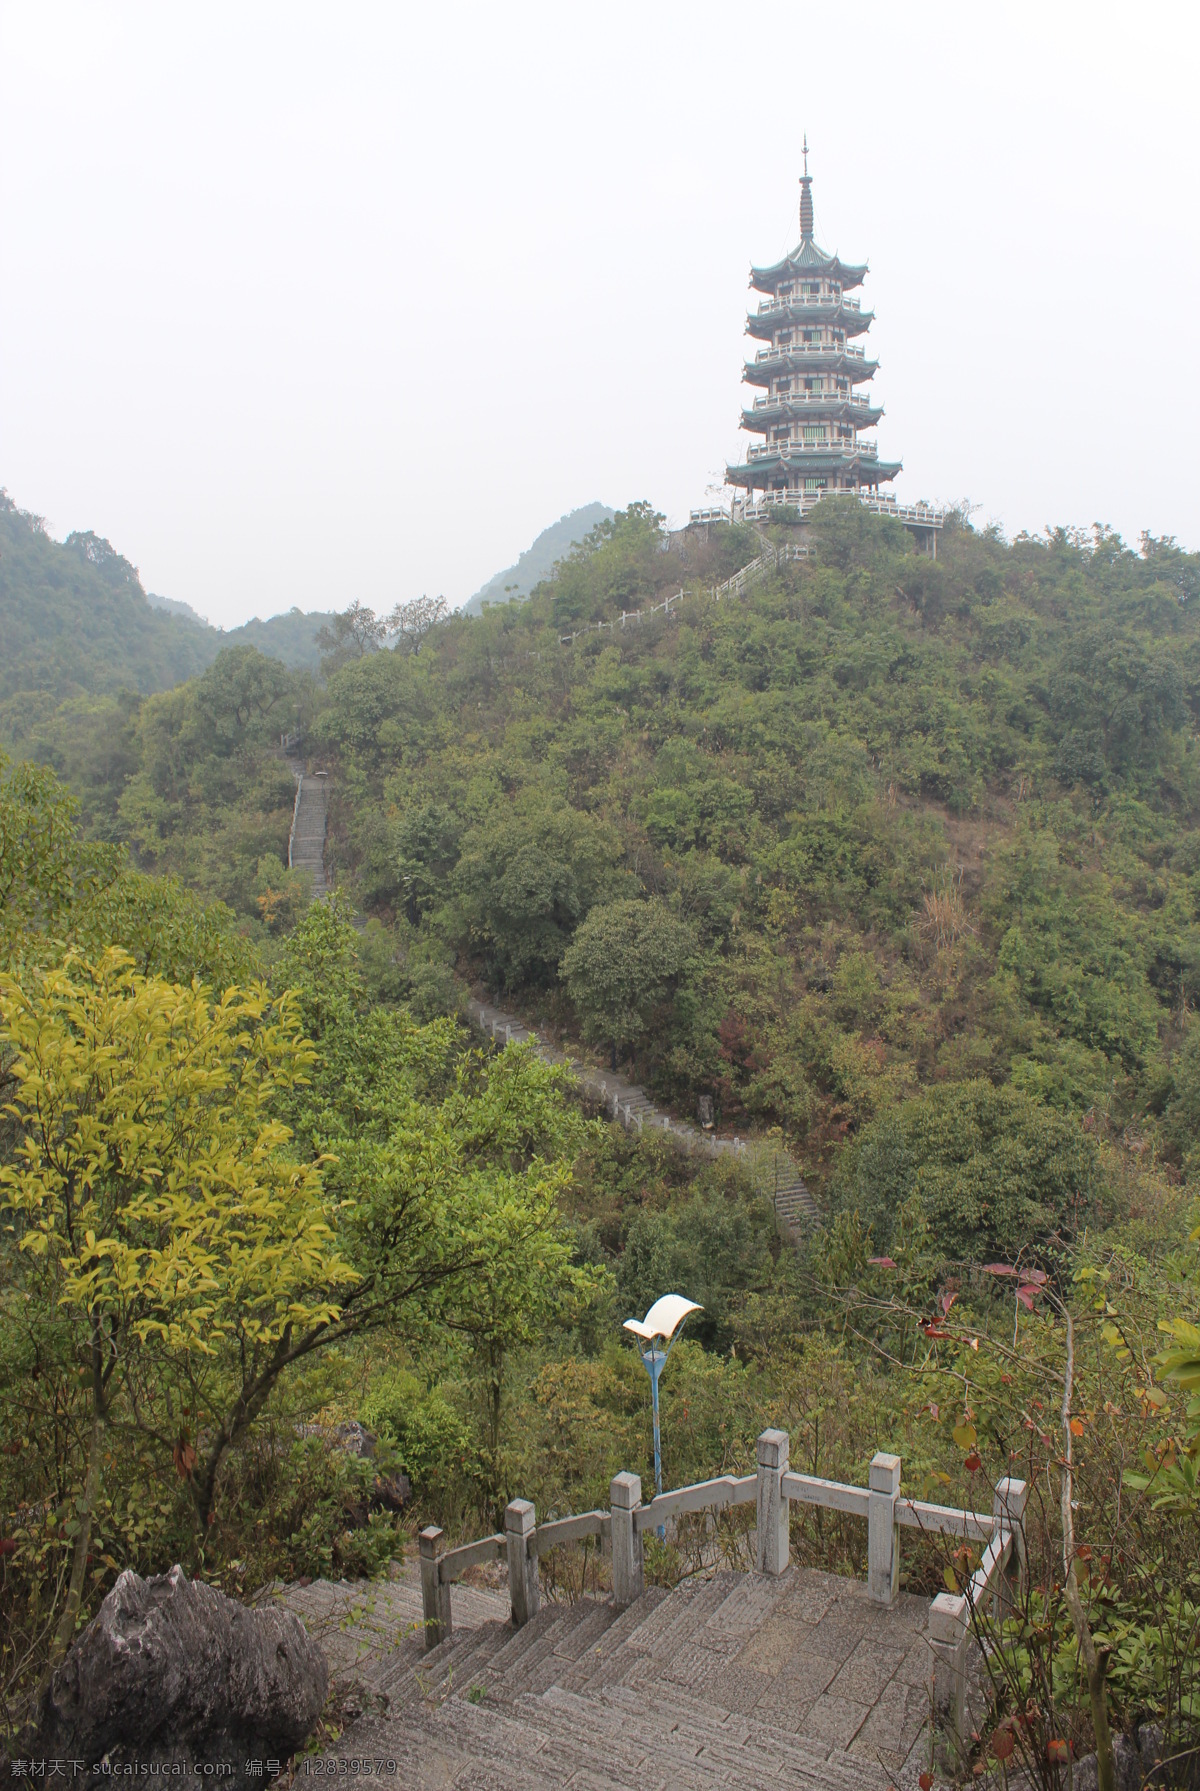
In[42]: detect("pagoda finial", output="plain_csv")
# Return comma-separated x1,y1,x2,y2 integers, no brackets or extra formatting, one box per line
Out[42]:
799,136,814,239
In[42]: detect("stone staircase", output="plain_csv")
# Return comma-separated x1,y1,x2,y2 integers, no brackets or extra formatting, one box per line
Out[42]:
743,1142,822,1232
468,997,819,1235
287,764,329,898
283,1564,938,1789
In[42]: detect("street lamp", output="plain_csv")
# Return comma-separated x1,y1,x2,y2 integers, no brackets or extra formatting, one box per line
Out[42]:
623,1293,703,1502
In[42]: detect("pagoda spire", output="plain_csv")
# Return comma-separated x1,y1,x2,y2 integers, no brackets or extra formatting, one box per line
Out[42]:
799,135,814,240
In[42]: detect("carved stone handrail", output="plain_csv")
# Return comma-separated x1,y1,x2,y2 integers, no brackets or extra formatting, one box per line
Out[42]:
532,1510,610,1554
415,1429,1026,1766
781,1470,870,1518
633,1472,756,1533
438,1533,505,1583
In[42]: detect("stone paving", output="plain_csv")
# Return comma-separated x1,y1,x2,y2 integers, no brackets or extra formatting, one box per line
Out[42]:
278,1563,946,1789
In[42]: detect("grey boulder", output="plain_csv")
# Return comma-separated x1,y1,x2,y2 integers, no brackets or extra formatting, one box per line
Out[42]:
34,1564,327,1783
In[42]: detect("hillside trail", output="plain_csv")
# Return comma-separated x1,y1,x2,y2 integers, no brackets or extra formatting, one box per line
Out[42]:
470,996,819,1235
286,752,329,898
282,743,817,1233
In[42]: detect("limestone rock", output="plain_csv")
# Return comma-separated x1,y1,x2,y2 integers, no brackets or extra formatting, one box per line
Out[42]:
34,1564,327,1783
1071,1725,1195,1791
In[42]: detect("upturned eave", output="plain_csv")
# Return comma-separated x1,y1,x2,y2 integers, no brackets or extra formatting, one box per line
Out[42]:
749,239,868,294
741,402,885,432
726,451,902,489
742,351,879,388
746,305,873,343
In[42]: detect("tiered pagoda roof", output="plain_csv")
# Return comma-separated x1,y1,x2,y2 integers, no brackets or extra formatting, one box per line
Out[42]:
726,143,901,500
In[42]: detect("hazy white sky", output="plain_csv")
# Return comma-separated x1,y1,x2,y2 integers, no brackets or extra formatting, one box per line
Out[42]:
1,1,1197,627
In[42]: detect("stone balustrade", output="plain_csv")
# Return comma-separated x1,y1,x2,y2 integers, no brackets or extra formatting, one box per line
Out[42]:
417,1427,1025,1756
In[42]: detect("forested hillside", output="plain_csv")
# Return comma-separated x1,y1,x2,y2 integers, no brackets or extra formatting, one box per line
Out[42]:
0,494,216,709
0,491,333,774
281,503,1200,1187
5,500,1200,1774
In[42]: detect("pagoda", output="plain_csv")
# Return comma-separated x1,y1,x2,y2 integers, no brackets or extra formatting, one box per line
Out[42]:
725,142,902,512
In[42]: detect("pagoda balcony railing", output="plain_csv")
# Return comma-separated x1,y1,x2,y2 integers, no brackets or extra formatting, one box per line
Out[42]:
748,439,879,460
746,489,946,526
756,294,861,314
754,342,866,362
751,392,873,410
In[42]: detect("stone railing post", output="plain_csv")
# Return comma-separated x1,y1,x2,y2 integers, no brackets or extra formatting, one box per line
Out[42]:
929,1590,969,1759
756,1428,790,1575
991,1476,1029,1624
868,1451,901,1606
610,1471,644,1609
505,1498,540,1629
418,1525,451,1652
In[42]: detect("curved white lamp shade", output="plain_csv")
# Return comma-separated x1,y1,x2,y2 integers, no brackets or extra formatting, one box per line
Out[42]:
622,1293,703,1343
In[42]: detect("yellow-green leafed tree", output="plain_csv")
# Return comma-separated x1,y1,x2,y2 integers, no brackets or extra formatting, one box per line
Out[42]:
0,948,354,1662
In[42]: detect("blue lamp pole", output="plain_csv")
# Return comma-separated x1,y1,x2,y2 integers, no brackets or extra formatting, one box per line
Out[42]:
639,1337,671,1500
623,1294,703,1505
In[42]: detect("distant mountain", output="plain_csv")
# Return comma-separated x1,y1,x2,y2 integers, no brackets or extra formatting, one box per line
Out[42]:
220,608,334,674
0,494,335,739
0,497,217,710
147,590,209,627
461,504,614,616
148,590,335,673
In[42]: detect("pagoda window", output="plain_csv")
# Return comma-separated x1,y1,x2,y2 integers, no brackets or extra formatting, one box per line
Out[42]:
803,426,824,442
805,477,826,491
778,331,793,346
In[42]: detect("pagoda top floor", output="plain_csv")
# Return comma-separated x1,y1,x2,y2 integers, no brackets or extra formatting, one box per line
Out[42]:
750,237,868,297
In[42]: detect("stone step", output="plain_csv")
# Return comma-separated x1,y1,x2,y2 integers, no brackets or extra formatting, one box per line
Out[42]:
373,1620,506,1707
584,1682,887,1788
555,1587,668,1692
532,1683,878,1790
385,1671,879,1791
616,1573,745,1672
393,1690,723,1790
482,1601,614,1703
315,1568,936,1789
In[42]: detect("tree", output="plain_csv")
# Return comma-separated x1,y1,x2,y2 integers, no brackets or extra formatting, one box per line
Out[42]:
834,1079,1099,1262
0,752,101,960
387,593,448,654
194,645,295,738
273,899,607,1518
560,897,698,1065
0,950,350,1660
315,601,385,676
450,791,626,989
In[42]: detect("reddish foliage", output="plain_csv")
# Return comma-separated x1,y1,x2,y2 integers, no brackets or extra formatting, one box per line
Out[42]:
991,1724,1016,1762
717,1011,766,1077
